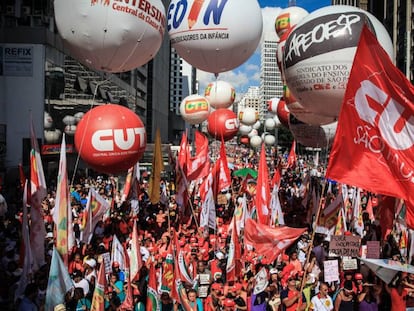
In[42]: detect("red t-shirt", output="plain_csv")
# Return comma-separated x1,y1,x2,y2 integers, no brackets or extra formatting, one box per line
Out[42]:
390,287,408,311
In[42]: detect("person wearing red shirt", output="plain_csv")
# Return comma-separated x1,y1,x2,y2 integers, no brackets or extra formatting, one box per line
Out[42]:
281,274,307,311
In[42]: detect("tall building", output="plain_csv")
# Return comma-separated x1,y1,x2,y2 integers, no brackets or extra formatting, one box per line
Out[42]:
0,0,185,176
238,86,261,118
260,33,283,121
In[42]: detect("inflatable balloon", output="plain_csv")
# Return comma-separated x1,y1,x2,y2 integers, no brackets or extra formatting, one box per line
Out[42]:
289,115,337,148
283,5,393,118
267,98,280,114
252,121,261,130
44,112,53,129
250,135,262,148
44,129,61,144
74,112,84,123
276,98,290,128
264,134,276,146
204,81,236,109
180,95,211,125
239,124,252,135
239,107,259,126
275,6,308,37
74,104,146,174
207,109,239,141
247,129,258,138
63,115,76,125
167,0,263,73
264,118,276,130
54,0,165,72
64,125,77,136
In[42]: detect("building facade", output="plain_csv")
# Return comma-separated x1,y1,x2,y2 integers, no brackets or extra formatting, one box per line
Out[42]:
0,0,186,180
260,33,283,121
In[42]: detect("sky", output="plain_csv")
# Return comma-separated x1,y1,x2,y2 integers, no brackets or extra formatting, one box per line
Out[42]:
195,0,332,99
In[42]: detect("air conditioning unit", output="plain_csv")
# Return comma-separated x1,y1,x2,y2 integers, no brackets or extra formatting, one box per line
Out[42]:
6,5,14,15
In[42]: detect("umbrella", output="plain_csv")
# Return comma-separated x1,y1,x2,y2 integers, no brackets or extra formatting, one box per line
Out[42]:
360,258,414,284
233,167,258,179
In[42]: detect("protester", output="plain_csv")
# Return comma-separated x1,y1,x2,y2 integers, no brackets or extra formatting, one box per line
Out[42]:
309,282,333,311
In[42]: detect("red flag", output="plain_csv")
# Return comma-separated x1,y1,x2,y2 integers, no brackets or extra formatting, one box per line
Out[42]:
244,218,307,264
146,262,160,311
378,195,397,239
286,140,296,169
226,217,242,282
186,131,210,181
178,131,188,170
213,139,232,192
160,242,174,293
326,26,414,228
255,144,270,225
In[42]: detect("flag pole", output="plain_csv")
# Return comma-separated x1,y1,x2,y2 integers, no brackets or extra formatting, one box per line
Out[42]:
297,180,327,309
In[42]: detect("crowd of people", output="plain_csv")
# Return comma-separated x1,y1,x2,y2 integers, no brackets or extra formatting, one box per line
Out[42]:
0,145,413,311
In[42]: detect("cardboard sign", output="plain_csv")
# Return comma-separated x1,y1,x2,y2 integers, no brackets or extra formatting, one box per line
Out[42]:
366,241,380,259
101,252,112,274
324,260,339,283
342,258,358,270
329,235,360,257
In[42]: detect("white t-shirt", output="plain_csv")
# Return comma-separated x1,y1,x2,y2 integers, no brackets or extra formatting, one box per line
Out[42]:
310,294,334,311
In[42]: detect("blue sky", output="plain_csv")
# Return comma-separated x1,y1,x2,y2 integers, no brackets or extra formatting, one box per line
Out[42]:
196,0,332,98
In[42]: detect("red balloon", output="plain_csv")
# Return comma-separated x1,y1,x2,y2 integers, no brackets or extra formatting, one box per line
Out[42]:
74,104,146,174
207,109,239,141
276,98,290,128
240,136,249,145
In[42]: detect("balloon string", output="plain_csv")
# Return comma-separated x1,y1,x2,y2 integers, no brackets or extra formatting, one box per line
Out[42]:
70,79,109,188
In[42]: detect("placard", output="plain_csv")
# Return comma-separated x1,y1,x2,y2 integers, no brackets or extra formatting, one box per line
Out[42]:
324,260,339,283
198,273,211,285
329,235,360,257
366,241,380,259
198,285,209,298
342,258,358,270
101,252,112,274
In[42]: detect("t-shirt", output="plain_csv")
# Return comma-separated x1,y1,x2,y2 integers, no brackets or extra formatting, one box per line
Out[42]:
310,294,333,311
281,289,307,311
390,287,407,311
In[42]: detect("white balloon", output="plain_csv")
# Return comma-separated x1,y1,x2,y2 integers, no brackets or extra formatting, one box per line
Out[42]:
247,129,258,138
283,5,393,118
252,121,261,130
239,107,258,126
167,0,263,73
204,81,235,109
289,115,337,148
62,115,76,125
44,112,53,129
239,124,252,135
74,112,84,123
250,135,262,148
44,129,62,144
64,124,77,136
267,98,280,114
54,0,165,72
273,115,281,127
180,94,211,125
275,6,309,37
264,134,276,146
286,101,337,125
264,118,276,130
